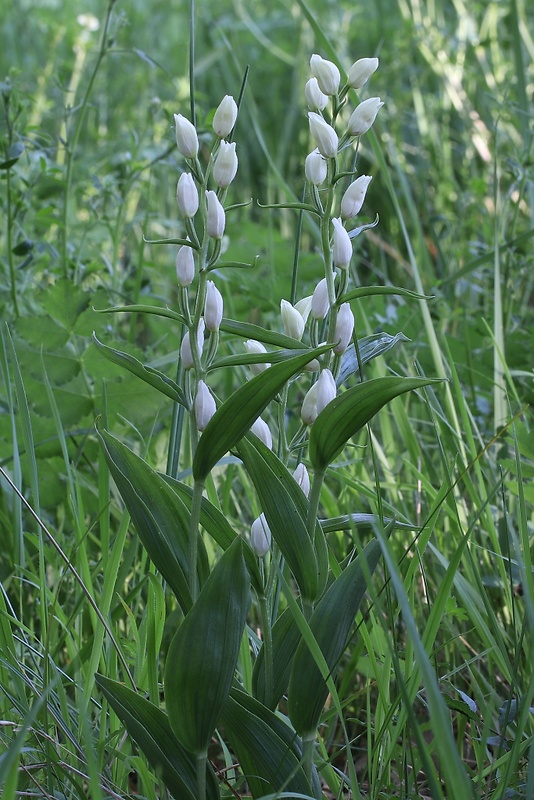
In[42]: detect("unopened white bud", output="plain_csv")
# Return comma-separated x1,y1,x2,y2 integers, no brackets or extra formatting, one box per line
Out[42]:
347,57,379,89
305,149,328,186
293,463,311,497
340,175,372,219
250,513,271,557
304,77,328,111
213,141,238,188
176,245,195,287
206,190,226,239
311,277,331,320
334,303,355,354
180,318,205,369
174,114,199,159
281,299,305,340
308,112,338,159
332,218,352,270
301,381,319,425
176,173,199,218
316,368,336,415
204,280,223,332
310,54,340,96
250,417,272,449
347,97,384,137
213,95,238,138
244,340,270,375
195,380,216,431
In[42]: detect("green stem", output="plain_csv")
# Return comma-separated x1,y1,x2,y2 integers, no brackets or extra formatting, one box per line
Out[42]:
189,479,204,602
5,168,19,317
258,594,273,703
306,468,325,546
302,731,316,787
196,750,207,800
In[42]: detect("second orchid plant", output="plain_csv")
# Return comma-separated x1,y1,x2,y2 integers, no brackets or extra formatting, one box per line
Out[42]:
94,52,440,800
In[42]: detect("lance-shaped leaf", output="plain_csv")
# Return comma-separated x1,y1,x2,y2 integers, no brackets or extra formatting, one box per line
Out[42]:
221,687,320,799
97,425,209,613
161,474,264,598
193,343,332,481
237,436,328,603
92,333,186,405
310,376,443,470
165,537,251,754
95,675,220,800
336,332,410,387
288,538,383,736
252,607,302,710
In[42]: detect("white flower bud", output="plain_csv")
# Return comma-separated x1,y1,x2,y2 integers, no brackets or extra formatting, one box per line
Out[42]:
334,303,354,354
340,175,372,219
294,295,312,323
176,172,199,218
301,381,319,425
204,280,223,332
311,277,331,320
305,149,327,186
250,417,272,449
173,113,199,159
316,368,336,415
347,97,384,137
244,340,270,375
308,112,338,159
310,54,340,96
280,299,305,340
213,141,238,188
212,95,238,138
176,245,195,287
195,380,216,431
250,513,271,557
293,463,311,497
304,77,328,111
206,190,226,239
347,57,379,89
332,218,352,270
180,318,205,369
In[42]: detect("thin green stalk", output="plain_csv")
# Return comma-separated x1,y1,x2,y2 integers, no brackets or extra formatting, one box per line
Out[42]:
196,750,207,800
189,479,204,602
301,732,316,788
258,594,273,704
306,468,325,545
5,168,19,317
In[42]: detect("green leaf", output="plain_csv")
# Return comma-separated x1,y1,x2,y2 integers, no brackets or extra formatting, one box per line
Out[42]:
336,333,410,386
237,436,328,603
252,607,302,710
288,539,383,736
193,343,332,481
219,318,308,349
339,285,433,303
320,513,415,534
165,538,251,754
221,687,320,799
92,334,186,406
95,675,220,800
309,376,443,470
40,278,91,333
96,425,209,613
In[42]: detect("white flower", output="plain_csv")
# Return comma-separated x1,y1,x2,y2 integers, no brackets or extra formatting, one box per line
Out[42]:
305,149,328,186
176,172,199,218
308,112,338,159
212,95,238,138
293,463,311,497
174,114,199,159
310,277,331,320
280,299,305,340
250,513,271,557
195,380,216,431
347,97,384,137
206,190,226,239
304,77,328,111
334,303,354,354
332,218,352,269
180,318,205,369
250,417,272,449
244,340,271,375
316,368,336,415
310,54,340,96
213,141,238,188
176,245,195,287
340,175,372,219
204,281,224,332
301,381,319,425
347,57,379,89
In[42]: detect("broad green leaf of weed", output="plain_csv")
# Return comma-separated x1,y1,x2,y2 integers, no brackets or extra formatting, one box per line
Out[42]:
237,435,328,604
287,538,383,737
39,278,92,333
97,425,208,613
193,343,331,481
164,537,251,754
95,675,220,800
309,376,443,470
220,686,320,800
